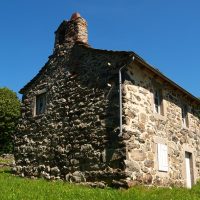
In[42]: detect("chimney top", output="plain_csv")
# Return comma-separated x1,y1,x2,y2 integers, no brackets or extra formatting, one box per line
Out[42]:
70,12,81,21
54,12,88,51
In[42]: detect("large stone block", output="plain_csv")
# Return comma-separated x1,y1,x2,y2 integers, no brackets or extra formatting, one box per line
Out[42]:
131,150,146,161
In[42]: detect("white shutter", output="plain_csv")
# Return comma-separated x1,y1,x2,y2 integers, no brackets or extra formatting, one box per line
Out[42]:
157,143,168,172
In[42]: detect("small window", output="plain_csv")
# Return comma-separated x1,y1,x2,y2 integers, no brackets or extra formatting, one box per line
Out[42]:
35,93,46,115
154,89,163,115
157,143,168,172
182,104,189,127
58,30,65,45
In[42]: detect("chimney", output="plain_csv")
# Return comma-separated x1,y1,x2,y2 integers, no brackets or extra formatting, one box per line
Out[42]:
54,12,88,51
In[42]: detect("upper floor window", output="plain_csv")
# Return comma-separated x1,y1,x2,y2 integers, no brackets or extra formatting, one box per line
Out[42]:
154,89,163,115
182,104,189,127
58,30,65,45
35,93,46,115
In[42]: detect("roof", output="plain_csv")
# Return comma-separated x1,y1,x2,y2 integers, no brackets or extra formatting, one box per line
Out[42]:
19,61,50,94
19,43,133,94
75,43,200,105
19,42,200,105
131,52,200,105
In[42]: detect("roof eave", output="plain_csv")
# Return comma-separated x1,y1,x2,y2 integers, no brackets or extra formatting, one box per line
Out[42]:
132,54,200,105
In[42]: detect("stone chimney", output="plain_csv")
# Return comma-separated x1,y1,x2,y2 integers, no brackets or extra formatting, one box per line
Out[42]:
54,12,88,51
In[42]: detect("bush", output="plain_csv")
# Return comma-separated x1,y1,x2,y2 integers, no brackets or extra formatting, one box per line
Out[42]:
0,87,20,154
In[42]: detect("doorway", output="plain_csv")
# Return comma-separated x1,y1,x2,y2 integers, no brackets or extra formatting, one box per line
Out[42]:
185,152,194,188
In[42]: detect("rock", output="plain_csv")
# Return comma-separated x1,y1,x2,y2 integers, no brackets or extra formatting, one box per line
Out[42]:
139,113,147,123
125,160,140,172
143,173,152,184
51,167,60,175
38,165,45,171
70,159,79,165
131,150,146,161
41,171,51,180
144,160,154,168
69,171,86,183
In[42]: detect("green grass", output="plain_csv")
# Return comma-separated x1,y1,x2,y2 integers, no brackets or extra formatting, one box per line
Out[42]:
0,167,200,200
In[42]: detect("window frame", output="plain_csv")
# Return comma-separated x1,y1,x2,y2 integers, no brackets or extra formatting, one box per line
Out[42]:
181,104,189,128
153,89,164,115
34,92,47,116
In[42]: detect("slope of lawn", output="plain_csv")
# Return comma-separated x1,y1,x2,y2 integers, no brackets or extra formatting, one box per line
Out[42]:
1,167,200,200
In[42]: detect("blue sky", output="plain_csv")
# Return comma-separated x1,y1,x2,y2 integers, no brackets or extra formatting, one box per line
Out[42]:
0,0,200,98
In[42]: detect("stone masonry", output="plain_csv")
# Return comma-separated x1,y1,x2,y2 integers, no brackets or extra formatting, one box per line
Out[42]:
123,62,200,187
14,13,200,188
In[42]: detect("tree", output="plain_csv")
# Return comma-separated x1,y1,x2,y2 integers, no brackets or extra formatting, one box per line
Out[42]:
0,87,20,154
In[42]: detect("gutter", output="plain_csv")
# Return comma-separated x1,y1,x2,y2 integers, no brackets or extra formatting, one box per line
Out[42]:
118,56,135,137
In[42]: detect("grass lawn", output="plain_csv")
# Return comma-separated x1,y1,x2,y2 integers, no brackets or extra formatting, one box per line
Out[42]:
0,167,200,200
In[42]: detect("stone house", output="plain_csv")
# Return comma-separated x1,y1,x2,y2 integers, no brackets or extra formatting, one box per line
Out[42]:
14,13,200,188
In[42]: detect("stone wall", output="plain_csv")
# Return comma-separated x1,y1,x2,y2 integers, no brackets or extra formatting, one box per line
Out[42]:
14,41,133,186
123,61,200,187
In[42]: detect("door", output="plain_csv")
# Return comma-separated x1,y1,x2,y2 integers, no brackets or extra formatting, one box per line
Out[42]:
185,152,193,188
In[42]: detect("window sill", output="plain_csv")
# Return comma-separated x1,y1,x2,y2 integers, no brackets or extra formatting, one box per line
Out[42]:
181,126,189,131
153,113,167,121
158,170,168,173
33,113,46,118
157,170,170,177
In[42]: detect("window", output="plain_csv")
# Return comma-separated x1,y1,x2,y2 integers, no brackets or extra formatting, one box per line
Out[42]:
157,143,168,172
57,29,65,45
154,89,163,115
181,104,189,127
35,93,46,115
